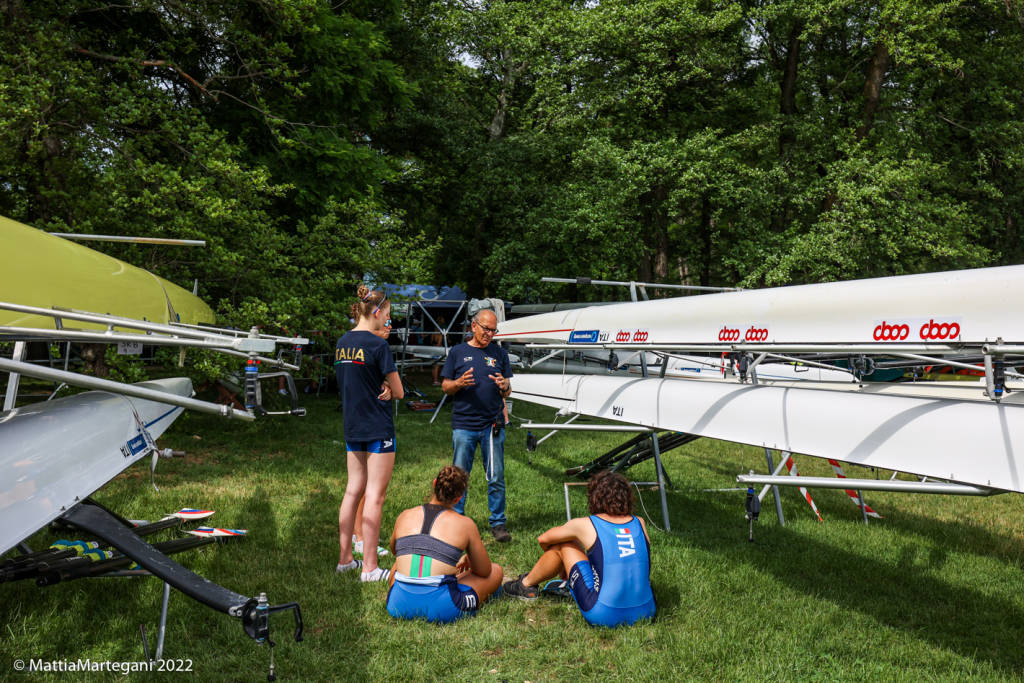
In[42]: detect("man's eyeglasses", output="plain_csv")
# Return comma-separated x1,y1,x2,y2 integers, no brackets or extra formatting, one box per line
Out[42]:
474,321,497,334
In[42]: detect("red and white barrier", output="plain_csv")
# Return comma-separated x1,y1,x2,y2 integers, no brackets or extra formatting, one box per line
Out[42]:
784,454,823,522
828,459,882,518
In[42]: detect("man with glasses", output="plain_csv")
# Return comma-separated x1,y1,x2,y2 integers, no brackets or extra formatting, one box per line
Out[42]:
440,309,513,542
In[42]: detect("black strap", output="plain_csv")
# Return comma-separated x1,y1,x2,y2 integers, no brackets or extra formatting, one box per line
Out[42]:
420,504,445,534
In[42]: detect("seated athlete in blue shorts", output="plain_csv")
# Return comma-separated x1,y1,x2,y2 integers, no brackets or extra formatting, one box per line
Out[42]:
386,466,503,623
503,471,656,627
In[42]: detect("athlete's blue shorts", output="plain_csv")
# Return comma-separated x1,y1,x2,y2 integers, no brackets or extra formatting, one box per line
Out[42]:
345,436,396,454
567,561,656,628
386,573,479,624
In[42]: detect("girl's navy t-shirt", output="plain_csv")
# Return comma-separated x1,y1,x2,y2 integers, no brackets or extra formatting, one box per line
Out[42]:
335,330,397,441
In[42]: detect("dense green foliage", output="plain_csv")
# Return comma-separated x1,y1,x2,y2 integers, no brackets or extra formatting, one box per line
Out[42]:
386,0,1024,299
3,0,1023,312
0,0,433,332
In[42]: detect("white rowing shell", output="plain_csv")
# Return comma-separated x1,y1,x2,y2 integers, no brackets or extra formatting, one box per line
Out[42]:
495,265,1024,346
0,378,191,555
511,373,1024,493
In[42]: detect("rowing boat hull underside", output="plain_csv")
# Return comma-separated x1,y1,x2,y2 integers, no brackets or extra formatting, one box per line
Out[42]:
0,378,191,555
511,373,1024,493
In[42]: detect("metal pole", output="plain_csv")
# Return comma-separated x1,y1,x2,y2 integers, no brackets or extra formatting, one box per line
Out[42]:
858,490,869,526
523,342,963,354
651,433,671,531
535,413,581,446
894,352,1023,378
764,449,786,527
429,393,447,424
3,341,27,411
564,483,572,522
48,233,207,247
520,423,653,432
540,276,740,293
0,357,254,420
155,582,171,659
737,474,998,496
757,457,791,502
0,301,291,352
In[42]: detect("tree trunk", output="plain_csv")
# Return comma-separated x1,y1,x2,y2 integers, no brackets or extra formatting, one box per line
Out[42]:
700,195,712,287
80,344,110,378
778,22,802,156
640,184,669,283
472,49,517,296
856,41,891,141
677,256,689,286
488,48,516,142
824,39,891,213
774,21,802,231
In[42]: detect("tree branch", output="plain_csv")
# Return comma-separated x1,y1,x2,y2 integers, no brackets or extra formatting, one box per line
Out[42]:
72,46,215,100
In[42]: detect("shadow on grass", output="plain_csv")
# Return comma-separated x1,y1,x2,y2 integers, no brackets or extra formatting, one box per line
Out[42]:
666,492,1024,673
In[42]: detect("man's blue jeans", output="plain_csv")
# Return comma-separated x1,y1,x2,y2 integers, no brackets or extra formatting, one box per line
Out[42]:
452,426,506,528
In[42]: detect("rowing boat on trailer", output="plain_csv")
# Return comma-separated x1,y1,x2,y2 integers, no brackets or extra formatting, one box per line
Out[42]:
501,265,1024,496
495,265,1024,347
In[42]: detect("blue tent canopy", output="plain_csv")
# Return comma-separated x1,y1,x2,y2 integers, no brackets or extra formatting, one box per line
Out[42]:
381,283,466,308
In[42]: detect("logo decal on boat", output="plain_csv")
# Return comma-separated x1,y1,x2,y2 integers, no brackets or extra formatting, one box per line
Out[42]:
719,326,769,342
569,329,600,344
719,327,741,341
744,327,768,342
871,318,961,341
120,434,148,459
873,321,909,341
919,319,961,340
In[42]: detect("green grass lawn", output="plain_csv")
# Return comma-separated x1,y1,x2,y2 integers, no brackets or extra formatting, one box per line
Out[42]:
3,377,1024,681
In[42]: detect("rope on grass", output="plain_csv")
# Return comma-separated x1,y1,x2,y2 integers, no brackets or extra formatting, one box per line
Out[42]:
632,482,664,532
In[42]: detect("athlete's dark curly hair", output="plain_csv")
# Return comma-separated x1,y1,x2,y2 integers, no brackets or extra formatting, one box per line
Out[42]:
433,465,468,505
586,471,633,516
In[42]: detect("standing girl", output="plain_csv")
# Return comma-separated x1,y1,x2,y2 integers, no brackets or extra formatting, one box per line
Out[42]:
335,285,404,582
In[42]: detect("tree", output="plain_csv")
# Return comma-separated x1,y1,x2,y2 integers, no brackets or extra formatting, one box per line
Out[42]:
0,0,432,333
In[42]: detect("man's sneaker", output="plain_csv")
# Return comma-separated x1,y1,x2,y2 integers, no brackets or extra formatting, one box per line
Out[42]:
503,573,538,601
491,525,512,543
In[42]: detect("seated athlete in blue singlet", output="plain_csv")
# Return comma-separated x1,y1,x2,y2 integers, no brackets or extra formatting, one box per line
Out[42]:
386,466,503,623
503,471,656,627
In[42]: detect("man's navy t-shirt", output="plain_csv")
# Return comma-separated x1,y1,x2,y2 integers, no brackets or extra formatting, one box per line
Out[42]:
335,330,397,441
441,341,512,431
